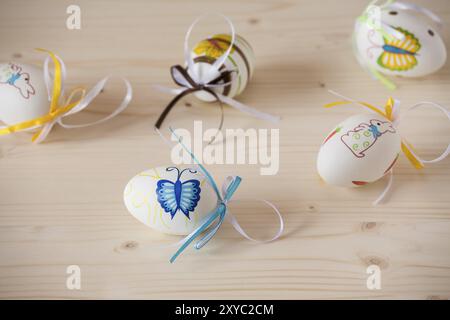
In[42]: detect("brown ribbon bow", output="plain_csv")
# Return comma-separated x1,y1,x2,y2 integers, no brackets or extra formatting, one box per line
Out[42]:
154,65,235,129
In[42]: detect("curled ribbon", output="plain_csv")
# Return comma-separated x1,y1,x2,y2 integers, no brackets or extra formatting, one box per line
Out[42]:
0,48,132,143
357,0,404,41
154,65,233,130
165,127,284,263
154,14,280,137
325,90,450,205
353,1,442,90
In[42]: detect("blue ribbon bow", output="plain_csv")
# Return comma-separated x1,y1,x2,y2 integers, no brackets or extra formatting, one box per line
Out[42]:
168,127,242,263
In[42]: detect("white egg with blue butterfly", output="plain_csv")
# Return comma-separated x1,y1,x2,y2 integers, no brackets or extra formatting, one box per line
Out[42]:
123,166,218,235
354,2,447,78
317,114,401,187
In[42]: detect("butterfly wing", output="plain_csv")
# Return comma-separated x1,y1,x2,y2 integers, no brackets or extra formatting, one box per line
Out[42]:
377,51,418,71
178,179,201,219
385,27,421,54
156,179,179,219
193,37,232,59
378,27,420,71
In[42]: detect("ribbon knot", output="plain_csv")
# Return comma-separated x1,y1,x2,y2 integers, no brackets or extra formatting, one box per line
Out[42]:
154,64,234,130
170,175,241,263
358,0,404,42
164,126,283,263
171,64,232,89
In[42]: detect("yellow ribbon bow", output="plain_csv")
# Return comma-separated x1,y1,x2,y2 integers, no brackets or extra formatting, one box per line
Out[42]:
0,49,85,142
325,97,424,169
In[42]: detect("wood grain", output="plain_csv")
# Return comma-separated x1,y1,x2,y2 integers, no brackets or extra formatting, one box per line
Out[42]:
0,0,449,299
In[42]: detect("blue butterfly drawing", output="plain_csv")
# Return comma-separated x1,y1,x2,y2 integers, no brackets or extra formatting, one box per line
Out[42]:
156,167,201,220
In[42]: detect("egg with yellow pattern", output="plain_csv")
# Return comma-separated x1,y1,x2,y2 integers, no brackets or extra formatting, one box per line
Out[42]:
189,34,255,102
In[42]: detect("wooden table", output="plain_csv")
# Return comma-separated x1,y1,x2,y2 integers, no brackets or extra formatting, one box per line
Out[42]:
0,0,449,299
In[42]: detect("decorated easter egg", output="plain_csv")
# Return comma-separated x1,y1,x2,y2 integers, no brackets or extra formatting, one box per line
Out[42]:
0,62,49,125
123,166,218,235
354,5,446,77
189,34,255,102
317,114,401,187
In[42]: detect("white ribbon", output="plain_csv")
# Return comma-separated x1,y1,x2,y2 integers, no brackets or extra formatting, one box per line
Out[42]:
220,176,284,243
184,13,236,85
356,0,405,40
397,101,450,164
373,169,394,205
389,1,442,28
32,54,132,143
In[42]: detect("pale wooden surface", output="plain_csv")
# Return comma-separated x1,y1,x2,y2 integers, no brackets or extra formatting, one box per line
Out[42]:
0,0,449,300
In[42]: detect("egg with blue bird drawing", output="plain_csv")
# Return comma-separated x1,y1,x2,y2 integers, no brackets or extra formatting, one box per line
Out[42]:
124,166,218,235
317,114,402,188
354,4,446,78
